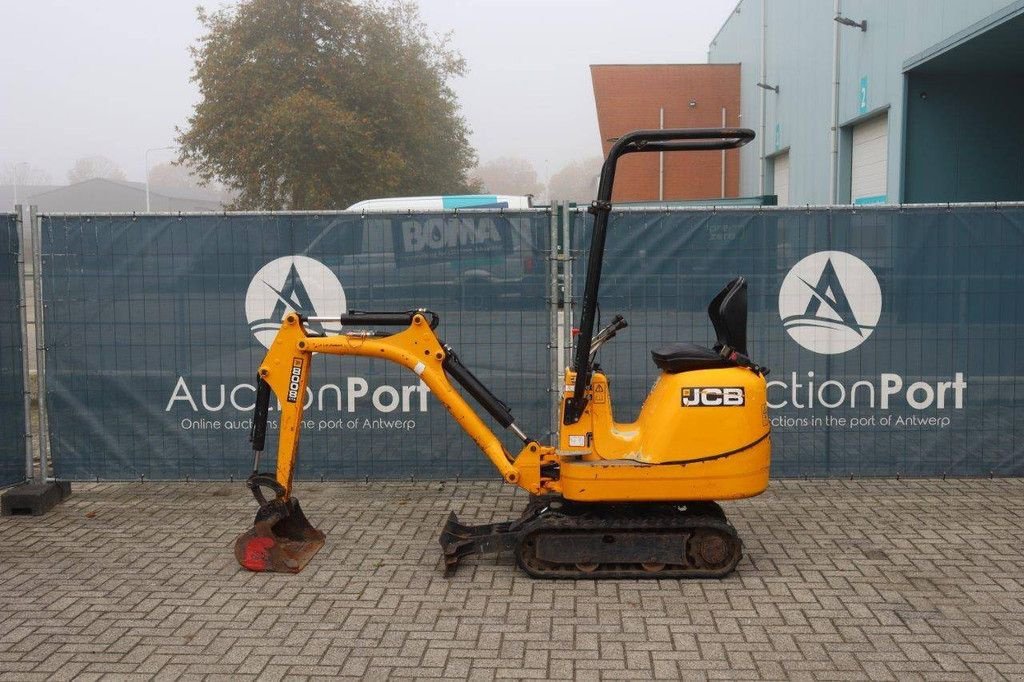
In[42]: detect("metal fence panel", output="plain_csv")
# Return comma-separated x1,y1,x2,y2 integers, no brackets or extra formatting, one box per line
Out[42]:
570,206,1024,477
0,214,26,486
41,212,551,480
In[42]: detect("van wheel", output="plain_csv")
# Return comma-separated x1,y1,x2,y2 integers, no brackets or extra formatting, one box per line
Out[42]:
458,279,490,310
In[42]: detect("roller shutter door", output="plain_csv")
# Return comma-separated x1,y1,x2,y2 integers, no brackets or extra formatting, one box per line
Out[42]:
851,115,888,204
772,152,790,205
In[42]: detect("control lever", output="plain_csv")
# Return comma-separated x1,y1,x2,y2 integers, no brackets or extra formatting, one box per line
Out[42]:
589,315,628,361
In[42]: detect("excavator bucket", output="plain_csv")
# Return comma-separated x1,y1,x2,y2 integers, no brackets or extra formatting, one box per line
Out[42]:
234,497,325,573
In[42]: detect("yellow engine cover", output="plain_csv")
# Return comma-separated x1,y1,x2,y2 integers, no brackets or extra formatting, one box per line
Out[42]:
633,367,769,464
558,367,771,502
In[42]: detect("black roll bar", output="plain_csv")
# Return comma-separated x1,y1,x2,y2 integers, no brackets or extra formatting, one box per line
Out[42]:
563,128,755,425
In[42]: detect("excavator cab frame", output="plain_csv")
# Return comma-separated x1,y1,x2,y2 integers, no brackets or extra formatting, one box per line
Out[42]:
564,127,754,424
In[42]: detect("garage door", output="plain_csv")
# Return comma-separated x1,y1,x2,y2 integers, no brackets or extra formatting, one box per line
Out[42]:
851,114,888,204
772,152,790,205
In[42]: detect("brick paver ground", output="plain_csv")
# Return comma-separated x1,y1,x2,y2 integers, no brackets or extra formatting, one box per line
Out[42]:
0,479,1022,680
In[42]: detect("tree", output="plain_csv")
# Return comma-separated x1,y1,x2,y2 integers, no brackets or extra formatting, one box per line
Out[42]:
547,156,603,203
148,161,205,190
148,161,235,204
67,156,127,184
178,0,478,210
1,162,52,187
470,157,544,198
2,163,52,208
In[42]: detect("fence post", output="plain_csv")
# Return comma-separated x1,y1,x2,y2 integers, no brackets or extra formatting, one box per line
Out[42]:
29,207,51,480
548,202,561,440
0,205,70,514
14,206,34,482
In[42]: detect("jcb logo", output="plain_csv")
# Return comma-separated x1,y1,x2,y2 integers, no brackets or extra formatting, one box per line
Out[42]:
287,358,304,403
682,387,745,407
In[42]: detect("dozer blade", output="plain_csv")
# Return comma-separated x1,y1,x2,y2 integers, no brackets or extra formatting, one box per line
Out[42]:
439,511,518,576
234,497,325,573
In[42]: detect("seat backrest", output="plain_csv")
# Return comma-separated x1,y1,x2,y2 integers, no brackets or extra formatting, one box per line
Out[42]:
708,277,747,354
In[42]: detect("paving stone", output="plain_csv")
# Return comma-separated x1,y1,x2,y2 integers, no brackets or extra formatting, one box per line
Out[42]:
0,479,1021,680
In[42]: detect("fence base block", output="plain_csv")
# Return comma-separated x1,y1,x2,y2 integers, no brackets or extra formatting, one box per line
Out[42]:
1,481,72,516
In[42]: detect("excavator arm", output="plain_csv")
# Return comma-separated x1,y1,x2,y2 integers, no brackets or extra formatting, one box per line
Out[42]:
236,309,556,572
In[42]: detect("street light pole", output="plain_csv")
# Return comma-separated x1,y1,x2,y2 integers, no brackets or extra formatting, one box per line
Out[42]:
144,146,175,212
12,162,29,209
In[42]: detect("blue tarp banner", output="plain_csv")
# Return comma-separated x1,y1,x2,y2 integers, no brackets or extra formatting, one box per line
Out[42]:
38,206,1024,480
0,214,26,486
41,212,550,480
572,206,1024,477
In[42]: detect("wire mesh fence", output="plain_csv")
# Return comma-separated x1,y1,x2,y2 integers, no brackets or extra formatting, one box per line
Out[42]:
0,214,26,486
569,205,1024,477
39,211,552,480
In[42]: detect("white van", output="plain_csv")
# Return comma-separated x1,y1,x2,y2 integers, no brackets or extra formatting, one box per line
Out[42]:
346,194,533,212
329,194,542,309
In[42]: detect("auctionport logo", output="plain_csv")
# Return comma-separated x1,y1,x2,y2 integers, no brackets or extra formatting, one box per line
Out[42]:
245,256,347,348
779,251,881,355
167,255,430,430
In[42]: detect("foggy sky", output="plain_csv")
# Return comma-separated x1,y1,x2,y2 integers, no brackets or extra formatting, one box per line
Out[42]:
1,0,735,186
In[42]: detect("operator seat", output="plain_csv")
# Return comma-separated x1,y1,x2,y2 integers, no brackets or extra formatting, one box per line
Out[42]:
651,277,748,373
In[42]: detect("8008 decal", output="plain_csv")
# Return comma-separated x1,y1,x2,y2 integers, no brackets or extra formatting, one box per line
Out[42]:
287,358,304,403
682,387,745,407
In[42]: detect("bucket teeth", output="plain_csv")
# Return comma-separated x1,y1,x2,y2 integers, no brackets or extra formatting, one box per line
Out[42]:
234,497,325,573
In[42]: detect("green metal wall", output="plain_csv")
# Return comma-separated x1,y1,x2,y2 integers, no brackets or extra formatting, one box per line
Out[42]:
905,73,1024,203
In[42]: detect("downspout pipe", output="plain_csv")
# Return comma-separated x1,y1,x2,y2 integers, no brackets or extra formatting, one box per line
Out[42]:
829,0,841,203
721,107,727,198
759,0,767,195
659,108,665,201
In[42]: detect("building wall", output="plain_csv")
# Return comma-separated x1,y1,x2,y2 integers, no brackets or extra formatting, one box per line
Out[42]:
709,0,1022,204
590,64,741,202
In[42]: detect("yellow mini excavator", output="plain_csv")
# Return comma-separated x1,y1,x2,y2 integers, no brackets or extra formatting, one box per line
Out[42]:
234,128,771,578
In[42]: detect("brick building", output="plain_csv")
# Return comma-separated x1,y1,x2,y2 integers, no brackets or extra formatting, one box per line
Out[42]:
590,64,742,203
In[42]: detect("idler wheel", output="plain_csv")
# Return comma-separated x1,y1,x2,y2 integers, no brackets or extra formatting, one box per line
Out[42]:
693,532,730,568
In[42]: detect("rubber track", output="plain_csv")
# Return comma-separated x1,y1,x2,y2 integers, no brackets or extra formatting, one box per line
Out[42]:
513,503,742,580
